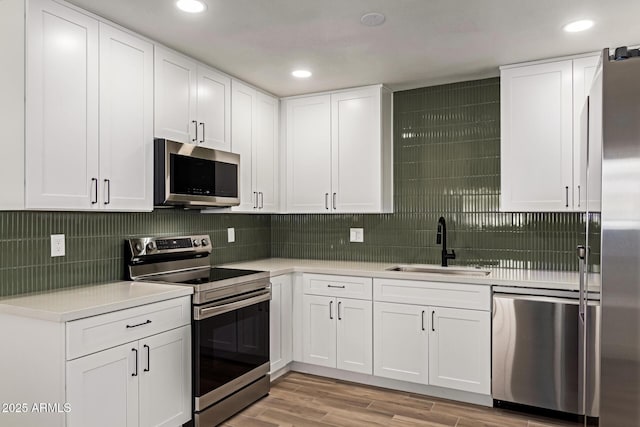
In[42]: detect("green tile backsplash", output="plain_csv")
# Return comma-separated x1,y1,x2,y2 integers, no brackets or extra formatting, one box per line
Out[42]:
0,210,270,297
271,78,601,270
1,77,601,297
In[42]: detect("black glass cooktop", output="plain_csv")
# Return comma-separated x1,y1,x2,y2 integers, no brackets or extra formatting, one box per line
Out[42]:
177,267,263,285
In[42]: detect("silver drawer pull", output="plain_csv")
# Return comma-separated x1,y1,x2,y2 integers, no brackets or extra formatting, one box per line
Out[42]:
327,284,346,289
126,319,152,329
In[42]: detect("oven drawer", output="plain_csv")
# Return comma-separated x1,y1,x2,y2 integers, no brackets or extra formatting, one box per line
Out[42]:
303,274,372,300
66,296,191,360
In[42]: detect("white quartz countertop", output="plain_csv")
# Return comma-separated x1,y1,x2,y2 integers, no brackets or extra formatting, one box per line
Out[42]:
0,281,193,322
220,258,601,293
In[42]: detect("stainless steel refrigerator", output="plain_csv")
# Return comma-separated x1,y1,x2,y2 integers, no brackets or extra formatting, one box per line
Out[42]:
597,47,640,426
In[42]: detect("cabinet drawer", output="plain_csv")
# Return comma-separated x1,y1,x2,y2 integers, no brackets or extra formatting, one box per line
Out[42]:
303,274,372,300
374,279,490,311
66,296,191,360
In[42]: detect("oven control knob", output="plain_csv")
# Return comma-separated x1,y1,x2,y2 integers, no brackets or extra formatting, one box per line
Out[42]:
201,238,209,247
134,243,143,253
192,239,201,247
146,242,156,252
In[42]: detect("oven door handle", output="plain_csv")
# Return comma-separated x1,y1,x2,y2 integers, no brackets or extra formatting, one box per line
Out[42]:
194,291,271,320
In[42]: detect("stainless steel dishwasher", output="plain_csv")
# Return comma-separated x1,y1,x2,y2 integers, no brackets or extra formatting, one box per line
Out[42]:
492,287,600,417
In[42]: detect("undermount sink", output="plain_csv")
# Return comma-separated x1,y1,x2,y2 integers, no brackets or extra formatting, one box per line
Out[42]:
386,264,491,276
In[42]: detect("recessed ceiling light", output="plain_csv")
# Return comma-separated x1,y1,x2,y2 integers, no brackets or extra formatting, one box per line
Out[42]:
176,0,206,14
360,12,386,27
292,70,312,78
563,19,594,33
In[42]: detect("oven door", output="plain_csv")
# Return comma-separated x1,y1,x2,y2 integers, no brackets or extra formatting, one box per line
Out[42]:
193,290,270,412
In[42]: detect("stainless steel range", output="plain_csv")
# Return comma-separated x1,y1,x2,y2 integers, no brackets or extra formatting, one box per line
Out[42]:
126,235,271,427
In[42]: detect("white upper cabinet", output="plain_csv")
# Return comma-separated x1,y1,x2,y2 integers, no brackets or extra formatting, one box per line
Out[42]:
26,0,100,210
99,23,153,211
4,0,153,211
155,46,231,150
231,80,279,212
283,85,393,213
154,47,197,144
584,66,603,212
501,54,600,212
197,66,231,150
285,95,332,212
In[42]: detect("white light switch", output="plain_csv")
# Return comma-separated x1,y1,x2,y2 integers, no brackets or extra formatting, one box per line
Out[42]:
350,228,364,243
51,234,65,257
227,228,235,243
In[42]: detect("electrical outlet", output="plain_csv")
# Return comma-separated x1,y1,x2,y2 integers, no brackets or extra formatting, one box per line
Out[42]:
51,234,65,257
227,228,235,243
350,228,364,243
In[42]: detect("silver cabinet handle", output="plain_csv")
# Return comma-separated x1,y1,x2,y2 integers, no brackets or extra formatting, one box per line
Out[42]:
325,193,329,210
192,120,198,143
578,185,581,208
200,122,205,144
143,344,150,372
421,310,425,331
338,301,342,320
253,191,258,209
327,284,345,289
259,192,264,209
431,310,435,332
91,178,98,204
333,192,337,210
131,348,138,377
329,300,333,320
565,186,569,208
103,179,111,205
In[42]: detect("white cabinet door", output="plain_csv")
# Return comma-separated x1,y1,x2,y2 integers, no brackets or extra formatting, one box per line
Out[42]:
154,47,197,144
270,274,293,373
66,342,138,427
373,302,428,384
336,298,372,374
255,92,280,212
573,55,599,211
586,68,603,212
99,23,153,212
501,60,574,211
331,87,382,213
26,0,99,210
286,95,332,212
231,80,257,211
428,307,491,394
197,65,231,151
139,326,191,427
302,294,336,368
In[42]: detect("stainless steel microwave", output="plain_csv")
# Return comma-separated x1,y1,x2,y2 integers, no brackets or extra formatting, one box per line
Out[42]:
154,139,240,208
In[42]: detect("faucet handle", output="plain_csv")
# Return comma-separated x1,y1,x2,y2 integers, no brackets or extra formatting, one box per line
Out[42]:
448,249,456,260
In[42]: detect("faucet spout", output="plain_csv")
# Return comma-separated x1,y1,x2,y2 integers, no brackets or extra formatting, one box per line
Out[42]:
436,216,456,267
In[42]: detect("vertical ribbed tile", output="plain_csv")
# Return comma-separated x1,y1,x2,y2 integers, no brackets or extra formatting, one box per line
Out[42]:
0,210,272,297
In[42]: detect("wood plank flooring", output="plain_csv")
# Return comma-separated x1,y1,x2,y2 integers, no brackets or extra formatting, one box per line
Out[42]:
223,372,582,427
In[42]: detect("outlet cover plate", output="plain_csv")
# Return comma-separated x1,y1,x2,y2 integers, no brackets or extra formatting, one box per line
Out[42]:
350,228,364,243
51,234,65,257
227,228,235,243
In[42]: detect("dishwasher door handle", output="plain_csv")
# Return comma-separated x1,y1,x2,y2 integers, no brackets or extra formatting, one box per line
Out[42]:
493,293,579,305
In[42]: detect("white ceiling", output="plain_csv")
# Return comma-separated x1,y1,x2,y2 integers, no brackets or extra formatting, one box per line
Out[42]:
68,0,640,97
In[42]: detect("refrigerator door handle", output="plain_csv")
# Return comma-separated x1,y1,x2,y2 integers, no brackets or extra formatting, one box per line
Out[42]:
577,245,587,319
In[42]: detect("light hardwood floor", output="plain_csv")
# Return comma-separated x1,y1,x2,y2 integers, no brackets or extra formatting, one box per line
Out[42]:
223,372,581,427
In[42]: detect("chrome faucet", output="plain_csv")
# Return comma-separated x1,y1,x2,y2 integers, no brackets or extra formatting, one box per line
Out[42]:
436,216,456,267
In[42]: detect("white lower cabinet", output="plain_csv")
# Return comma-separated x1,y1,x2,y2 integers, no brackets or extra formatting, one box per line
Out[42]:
428,307,491,395
66,324,191,427
373,301,429,384
302,294,372,374
66,342,138,427
270,274,293,373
